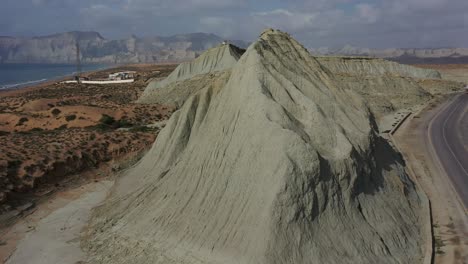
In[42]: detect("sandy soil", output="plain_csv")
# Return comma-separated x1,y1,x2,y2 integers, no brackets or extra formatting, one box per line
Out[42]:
0,180,113,263
0,64,180,264
393,94,468,264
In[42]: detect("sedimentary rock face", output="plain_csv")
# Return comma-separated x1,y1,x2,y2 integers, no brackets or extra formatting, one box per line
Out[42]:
138,43,244,106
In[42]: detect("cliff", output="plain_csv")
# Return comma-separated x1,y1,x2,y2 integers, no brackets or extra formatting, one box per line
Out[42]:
0,31,248,64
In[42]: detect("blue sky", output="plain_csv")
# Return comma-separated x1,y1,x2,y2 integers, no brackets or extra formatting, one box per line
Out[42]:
1,0,467,48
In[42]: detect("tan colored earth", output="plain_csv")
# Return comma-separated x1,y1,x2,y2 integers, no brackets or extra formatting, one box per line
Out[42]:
0,64,177,211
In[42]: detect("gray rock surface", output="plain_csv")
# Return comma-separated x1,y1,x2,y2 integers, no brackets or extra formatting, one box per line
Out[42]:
138,44,244,106
84,29,428,264
316,57,436,118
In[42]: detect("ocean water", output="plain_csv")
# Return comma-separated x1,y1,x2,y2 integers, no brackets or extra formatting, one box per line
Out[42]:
0,64,111,90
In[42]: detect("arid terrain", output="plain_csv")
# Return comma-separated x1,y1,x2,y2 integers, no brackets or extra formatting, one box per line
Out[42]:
0,64,177,214
0,34,466,264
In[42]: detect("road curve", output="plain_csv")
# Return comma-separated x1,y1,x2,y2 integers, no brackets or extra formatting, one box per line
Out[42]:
428,93,468,209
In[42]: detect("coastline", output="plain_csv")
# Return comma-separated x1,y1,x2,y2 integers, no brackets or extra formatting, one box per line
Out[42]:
0,64,116,95
0,63,180,97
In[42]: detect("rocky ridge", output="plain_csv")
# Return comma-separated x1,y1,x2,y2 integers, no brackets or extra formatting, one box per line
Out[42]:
316,57,439,118
138,43,244,106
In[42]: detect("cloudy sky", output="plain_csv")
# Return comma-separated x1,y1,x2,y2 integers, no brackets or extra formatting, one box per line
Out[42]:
1,0,467,48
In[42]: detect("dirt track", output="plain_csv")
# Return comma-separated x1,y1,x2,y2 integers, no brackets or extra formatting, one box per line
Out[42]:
1,180,113,263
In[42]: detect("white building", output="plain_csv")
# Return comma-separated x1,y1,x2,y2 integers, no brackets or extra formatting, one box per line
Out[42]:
109,71,136,80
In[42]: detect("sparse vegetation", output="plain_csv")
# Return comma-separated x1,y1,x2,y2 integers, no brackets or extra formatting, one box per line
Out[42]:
99,114,115,126
97,114,134,130
16,117,29,126
51,108,61,116
0,64,176,211
117,119,132,128
434,236,445,255
30,127,44,132
65,114,77,122
56,124,68,130
130,125,151,133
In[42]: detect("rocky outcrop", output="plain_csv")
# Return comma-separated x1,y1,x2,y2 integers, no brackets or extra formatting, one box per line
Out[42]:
0,31,248,64
138,43,244,106
84,29,428,264
316,57,437,118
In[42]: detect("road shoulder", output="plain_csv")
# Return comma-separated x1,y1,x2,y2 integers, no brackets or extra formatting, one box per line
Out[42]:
393,94,468,264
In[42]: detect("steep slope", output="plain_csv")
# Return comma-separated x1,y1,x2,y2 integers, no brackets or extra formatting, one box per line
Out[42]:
84,29,428,264
138,43,244,106
0,32,105,64
316,57,435,118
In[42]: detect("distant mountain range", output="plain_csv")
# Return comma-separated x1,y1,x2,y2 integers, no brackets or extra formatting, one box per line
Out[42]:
0,31,466,64
310,44,468,64
0,31,248,64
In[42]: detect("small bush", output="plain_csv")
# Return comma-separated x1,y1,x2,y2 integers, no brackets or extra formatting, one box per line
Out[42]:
95,123,110,131
435,236,445,255
16,117,29,126
96,114,134,130
130,126,150,133
55,124,68,130
99,114,115,126
30,127,44,132
51,108,61,116
8,160,22,169
117,119,132,128
65,114,77,122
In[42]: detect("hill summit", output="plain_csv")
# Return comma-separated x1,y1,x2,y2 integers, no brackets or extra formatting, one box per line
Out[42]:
138,43,245,106
84,29,429,264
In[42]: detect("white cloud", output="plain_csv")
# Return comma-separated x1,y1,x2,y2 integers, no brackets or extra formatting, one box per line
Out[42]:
253,9,316,31
356,4,380,24
1,0,468,48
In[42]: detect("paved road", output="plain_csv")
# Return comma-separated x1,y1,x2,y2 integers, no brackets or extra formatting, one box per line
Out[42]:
428,93,468,209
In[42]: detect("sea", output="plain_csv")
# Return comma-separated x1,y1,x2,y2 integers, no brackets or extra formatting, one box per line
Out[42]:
0,64,111,90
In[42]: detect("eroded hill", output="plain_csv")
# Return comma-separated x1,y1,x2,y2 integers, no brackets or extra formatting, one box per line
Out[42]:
84,30,429,264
